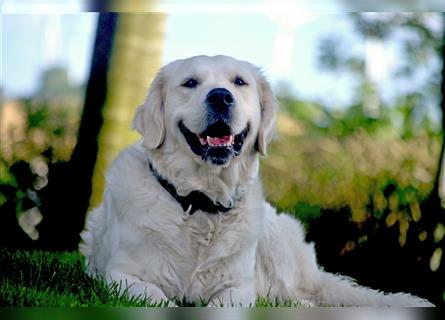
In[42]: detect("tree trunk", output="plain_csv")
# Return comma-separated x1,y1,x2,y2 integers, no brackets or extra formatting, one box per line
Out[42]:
89,13,166,209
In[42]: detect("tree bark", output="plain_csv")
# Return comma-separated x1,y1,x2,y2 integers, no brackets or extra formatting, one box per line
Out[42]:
89,13,166,209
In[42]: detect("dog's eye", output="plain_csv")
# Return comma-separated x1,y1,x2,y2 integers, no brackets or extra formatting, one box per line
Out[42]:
234,77,247,86
182,78,199,88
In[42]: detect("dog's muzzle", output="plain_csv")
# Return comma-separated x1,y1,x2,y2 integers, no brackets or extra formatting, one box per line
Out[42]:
178,87,249,166
206,88,234,126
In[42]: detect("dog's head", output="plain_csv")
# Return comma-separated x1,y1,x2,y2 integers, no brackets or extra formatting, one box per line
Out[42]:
133,55,276,167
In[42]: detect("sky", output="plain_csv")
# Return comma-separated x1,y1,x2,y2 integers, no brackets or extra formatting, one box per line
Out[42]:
2,13,97,97
1,4,442,111
2,10,361,107
162,12,357,106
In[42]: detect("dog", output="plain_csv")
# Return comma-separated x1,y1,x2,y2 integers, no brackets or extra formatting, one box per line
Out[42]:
80,55,433,306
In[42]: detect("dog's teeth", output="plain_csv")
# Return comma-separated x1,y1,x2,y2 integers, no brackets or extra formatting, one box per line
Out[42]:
198,135,207,145
206,135,235,147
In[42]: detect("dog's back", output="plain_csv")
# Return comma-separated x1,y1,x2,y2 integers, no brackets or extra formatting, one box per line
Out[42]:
256,203,433,306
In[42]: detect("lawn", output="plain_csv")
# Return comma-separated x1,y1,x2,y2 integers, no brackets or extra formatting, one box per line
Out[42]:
0,248,304,307
0,248,162,307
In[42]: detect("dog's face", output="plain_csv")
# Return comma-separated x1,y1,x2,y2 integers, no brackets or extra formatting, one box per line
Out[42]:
133,55,276,167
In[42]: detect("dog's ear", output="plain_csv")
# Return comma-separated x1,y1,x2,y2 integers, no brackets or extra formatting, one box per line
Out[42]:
132,70,165,149
256,73,277,156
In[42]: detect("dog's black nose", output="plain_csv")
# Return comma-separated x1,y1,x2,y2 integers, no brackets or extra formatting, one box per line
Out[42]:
206,88,234,110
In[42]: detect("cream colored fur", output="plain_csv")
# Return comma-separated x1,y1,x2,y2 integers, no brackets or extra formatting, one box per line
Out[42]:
80,55,433,307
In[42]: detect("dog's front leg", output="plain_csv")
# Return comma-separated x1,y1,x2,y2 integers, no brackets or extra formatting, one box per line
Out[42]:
107,270,175,306
209,283,256,307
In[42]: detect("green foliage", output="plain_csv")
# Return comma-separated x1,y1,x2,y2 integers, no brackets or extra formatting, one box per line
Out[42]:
278,95,394,138
262,107,439,221
1,66,84,243
317,13,443,137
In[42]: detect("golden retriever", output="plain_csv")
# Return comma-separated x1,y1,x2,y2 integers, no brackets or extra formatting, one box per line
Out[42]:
80,55,433,306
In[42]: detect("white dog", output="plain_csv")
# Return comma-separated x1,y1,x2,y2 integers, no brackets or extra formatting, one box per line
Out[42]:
80,55,433,307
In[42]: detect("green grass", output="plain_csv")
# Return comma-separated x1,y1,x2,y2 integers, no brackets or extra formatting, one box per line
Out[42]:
0,248,306,307
0,248,165,307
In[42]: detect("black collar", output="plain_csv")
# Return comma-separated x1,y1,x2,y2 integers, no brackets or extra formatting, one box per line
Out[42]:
148,160,232,215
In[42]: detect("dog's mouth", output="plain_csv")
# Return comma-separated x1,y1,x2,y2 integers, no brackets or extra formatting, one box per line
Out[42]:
178,121,249,165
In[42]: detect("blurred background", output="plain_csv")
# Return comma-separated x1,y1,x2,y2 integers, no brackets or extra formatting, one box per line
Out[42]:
1,1,444,307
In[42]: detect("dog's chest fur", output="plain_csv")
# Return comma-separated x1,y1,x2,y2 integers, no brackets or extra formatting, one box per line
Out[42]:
132,194,260,302
107,144,262,301
174,209,254,300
